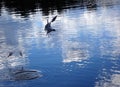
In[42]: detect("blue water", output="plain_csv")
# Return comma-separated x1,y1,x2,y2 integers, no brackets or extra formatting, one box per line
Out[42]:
0,1,120,87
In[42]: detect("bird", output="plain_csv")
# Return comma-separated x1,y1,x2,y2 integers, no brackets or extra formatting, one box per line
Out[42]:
7,51,23,57
44,16,57,35
8,52,13,57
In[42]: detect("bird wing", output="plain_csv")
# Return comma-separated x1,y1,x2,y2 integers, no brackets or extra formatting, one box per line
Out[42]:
51,15,57,23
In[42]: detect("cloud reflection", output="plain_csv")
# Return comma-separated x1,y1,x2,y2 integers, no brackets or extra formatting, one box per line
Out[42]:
0,8,44,82
0,2,120,86
0,8,30,81
59,5,120,87
62,41,90,63
95,71,120,87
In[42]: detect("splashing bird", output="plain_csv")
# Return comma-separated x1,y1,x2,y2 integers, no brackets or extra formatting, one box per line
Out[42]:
44,16,57,35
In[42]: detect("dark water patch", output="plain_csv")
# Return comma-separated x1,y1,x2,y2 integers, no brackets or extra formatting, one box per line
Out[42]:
0,0,98,17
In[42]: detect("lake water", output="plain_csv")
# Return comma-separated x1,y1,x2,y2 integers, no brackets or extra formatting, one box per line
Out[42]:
0,0,120,87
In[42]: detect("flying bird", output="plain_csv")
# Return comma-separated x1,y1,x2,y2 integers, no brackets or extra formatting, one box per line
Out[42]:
44,16,57,35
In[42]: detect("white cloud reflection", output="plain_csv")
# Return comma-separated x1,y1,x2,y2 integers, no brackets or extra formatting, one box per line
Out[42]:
0,7,44,83
95,70,120,87
62,41,90,63
0,3,120,86
59,5,120,86
60,4,120,64
0,8,30,71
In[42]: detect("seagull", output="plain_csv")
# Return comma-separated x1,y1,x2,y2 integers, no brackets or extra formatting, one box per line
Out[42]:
44,16,57,35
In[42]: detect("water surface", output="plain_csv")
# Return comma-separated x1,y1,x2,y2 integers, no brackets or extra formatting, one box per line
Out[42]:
0,0,120,87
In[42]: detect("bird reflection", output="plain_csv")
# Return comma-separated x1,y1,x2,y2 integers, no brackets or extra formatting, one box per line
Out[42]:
44,15,57,35
7,52,13,57
19,51,23,56
8,51,23,57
